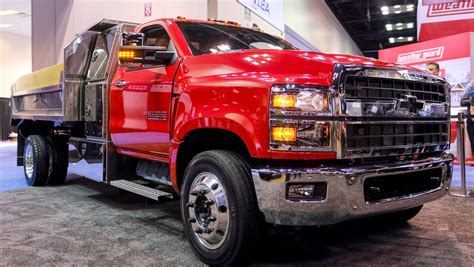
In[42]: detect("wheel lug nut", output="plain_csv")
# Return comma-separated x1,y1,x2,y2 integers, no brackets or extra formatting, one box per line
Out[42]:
190,191,199,196
209,216,216,222
195,228,203,234
186,202,194,208
203,228,214,234
188,218,196,223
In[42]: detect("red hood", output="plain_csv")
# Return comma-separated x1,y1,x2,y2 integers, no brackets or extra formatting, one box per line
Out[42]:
182,49,426,87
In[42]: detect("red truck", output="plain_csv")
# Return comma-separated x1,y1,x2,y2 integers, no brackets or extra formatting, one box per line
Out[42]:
11,18,453,265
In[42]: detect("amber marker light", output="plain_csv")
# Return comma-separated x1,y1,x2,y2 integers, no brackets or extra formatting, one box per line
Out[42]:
272,94,296,108
118,50,135,59
272,127,297,142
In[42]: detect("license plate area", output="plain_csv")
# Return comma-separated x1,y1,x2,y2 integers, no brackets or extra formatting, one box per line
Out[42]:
364,167,443,203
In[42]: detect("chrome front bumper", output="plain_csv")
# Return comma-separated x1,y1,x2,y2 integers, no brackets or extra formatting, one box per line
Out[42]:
252,153,453,226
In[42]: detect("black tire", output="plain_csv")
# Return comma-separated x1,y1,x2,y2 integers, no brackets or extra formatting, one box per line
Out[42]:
23,135,49,186
181,150,258,266
376,205,423,223
46,136,69,185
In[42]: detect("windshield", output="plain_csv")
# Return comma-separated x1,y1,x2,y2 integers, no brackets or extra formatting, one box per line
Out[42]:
176,21,296,55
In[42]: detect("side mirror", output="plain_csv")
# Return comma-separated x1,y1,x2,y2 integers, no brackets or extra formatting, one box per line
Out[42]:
118,32,176,67
118,45,175,66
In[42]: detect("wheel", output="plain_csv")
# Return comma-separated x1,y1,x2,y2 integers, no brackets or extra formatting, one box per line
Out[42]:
23,135,49,186
376,205,423,223
46,136,69,185
181,150,259,266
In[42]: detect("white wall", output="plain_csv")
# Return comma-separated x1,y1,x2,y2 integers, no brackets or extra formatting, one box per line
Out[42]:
284,0,361,55
0,32,31,98
217,0,361,55
217,0,283,37
33,0,208,70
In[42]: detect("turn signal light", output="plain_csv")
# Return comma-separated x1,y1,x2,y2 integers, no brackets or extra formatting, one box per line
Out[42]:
272,94,296,108
118,50,135,59
272,127,297,142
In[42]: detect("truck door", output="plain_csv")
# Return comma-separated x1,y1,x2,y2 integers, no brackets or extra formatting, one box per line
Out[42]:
110,25,179,160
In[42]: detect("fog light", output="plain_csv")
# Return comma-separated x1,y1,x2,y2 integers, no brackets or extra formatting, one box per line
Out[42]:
272,127,297,142
287,183,327,201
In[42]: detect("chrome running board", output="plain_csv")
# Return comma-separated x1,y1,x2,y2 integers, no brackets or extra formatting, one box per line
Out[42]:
110,180,173,201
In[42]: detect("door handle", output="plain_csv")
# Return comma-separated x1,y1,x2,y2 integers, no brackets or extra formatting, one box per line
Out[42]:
115,80,127,89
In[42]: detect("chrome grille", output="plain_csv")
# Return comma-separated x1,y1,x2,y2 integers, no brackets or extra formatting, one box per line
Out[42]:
345,75,446,102
335,66,450,158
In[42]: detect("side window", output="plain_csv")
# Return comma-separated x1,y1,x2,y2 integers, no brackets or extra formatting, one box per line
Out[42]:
141,25,176,67
142,25,172,51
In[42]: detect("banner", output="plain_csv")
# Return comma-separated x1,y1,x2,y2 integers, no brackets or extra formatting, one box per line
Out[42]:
379,32,473,108
238,0,284,32
417,0,474,41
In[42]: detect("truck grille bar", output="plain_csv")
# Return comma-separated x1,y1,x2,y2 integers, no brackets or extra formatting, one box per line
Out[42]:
345,75,447,102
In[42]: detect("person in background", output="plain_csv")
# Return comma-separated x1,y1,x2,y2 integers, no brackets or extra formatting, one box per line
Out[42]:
461,81,474,157
426,62,440,76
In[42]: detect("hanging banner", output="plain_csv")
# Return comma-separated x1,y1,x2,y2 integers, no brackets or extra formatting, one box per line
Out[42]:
418,0,474,41
422,0,463,5
238,0,284,32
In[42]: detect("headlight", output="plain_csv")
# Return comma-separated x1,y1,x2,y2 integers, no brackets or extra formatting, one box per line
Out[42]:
270,85,335,151
271,85,333,116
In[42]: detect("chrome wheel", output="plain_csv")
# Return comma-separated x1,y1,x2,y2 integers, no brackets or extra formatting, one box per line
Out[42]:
187,172,230,250
24,143,34,179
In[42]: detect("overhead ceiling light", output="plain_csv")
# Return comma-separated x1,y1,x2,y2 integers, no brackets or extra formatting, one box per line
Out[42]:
396,23,403,26
386,24,393,30
0,24,14,29
394,5,401,9
407,4,414,9
0,9,20,16
394,10,402,14
381,6,389,11
407,23,414,28
389,37,395,43
407,37,414,41
382,10,389,15
398,36,404,40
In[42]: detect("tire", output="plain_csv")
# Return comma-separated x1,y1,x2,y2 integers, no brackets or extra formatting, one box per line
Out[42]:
46,136,69,185
181,150,258,266
23,135,49,186
376,205,423,223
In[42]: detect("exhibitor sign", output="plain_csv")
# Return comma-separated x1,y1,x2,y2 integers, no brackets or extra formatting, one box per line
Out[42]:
238,0,284,32
417,0,474,41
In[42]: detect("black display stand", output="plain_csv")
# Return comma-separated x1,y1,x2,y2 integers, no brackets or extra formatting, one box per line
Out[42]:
0,97,12,140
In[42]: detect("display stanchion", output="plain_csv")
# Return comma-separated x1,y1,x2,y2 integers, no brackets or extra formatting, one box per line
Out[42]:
450,112,472,197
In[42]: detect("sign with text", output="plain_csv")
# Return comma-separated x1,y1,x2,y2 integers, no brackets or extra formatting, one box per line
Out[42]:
418,0,474,40
144,2,152,17
238,0,284,32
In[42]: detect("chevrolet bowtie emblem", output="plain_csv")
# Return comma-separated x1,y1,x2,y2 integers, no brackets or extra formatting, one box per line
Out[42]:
396,95,424,114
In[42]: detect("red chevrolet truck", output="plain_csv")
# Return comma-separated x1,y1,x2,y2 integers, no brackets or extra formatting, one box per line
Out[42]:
11,18,453,265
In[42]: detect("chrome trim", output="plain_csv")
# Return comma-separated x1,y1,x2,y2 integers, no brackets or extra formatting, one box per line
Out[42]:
251,153,453,226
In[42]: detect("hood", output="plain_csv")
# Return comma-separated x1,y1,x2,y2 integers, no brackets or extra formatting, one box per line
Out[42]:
183,49,424,87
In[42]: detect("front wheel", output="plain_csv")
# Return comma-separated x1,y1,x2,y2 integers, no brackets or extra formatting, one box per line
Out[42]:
181,150,259,266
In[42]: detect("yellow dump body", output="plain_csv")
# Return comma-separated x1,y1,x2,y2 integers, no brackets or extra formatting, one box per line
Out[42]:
13,64,64,93
11,64,64,120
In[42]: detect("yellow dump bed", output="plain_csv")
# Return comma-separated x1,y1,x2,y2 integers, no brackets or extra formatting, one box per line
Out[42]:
13,64,64,94
11,64,64,120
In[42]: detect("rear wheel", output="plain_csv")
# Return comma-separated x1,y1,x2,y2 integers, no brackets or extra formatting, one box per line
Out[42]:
46,136,69,185
181,150,258,266
23,135,49,186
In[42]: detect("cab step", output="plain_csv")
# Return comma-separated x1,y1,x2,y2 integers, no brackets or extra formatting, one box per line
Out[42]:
110,180,173,201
